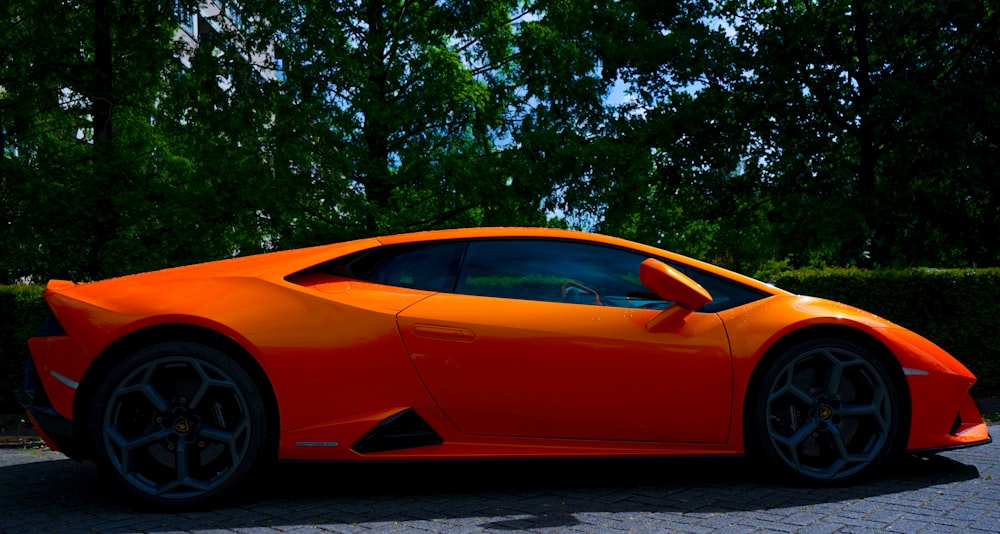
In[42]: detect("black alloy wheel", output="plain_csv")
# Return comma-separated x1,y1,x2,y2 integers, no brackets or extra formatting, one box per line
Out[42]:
752,337,901,482
88,342,269,508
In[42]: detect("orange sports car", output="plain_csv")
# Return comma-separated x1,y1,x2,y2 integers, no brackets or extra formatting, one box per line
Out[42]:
24,228,990,508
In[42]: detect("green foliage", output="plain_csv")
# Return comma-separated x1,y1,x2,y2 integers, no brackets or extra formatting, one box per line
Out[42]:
768,267,1000,393
464,273,571,302
0,0,266,282
0,285,46,413
708,0,1000,269
256,0,548,242
3,0,1000,289
575,0,1000,273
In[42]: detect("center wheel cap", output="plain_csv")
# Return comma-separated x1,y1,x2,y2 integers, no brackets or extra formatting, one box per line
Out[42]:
173,418,192,434
818,405,834,420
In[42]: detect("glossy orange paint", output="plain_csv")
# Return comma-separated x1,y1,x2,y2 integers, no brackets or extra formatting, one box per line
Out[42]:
26,227,989,469
398,293,732,443
716,294,988,452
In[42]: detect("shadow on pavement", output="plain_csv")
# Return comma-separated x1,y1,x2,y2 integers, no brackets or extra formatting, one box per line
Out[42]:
0,450,982,532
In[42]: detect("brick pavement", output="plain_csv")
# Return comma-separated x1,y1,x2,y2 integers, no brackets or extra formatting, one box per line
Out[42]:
0,426,997,533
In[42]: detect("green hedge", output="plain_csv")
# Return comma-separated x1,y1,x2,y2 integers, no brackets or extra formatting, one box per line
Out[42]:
769,268,1000,393
0,285,47,413
2,270,998,413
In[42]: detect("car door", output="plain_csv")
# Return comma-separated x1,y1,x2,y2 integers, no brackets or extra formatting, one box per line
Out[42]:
396,239,733,444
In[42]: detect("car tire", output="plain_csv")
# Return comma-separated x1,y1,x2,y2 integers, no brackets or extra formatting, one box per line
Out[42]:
750,337,901,483
87,341,269,509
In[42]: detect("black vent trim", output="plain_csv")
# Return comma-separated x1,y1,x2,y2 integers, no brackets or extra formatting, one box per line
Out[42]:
950,412,963,436
34,315,66,337
351,408,443,454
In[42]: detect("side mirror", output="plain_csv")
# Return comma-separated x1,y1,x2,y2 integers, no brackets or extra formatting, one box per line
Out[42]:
639,258,712,332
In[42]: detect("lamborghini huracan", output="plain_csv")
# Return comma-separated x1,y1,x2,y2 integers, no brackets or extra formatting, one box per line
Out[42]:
23,227,990,507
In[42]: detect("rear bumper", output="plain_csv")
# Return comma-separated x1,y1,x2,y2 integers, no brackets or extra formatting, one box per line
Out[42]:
22,357,84,460
24,405,83,458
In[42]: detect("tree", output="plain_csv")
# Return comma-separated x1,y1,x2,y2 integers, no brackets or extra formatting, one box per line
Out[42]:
587,0,1000,272
253,0,531,245
5,0,647,280
543,0,775,272
253,0,685,246
1,1,283,282
8,0,996,284
2,1,181,282
714,0,1000,268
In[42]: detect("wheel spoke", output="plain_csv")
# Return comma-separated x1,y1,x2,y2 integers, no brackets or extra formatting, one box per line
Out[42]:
140,383,171,413
823,420,850,461
769,382,815,406
118,427,172,451
767,362,816,406
154,439,216,497
772,417,819,450
105,426,172,476
837,400,881,418
112,382,171,414
197,425,235,444
174,439,190,484
187,360,238,410
199,417,249,464
824,354,844,394
837,381,888,426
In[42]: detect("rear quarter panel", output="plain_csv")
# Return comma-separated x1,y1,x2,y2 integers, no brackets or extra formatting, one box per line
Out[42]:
42,275,438,435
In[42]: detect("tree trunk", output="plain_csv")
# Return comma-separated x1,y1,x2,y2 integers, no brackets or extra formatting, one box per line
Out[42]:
361,0,393,234
852,0,879,266
90,0,118,277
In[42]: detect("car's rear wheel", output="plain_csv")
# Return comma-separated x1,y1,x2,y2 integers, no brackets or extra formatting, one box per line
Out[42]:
88,342,268,509
751,337,900,482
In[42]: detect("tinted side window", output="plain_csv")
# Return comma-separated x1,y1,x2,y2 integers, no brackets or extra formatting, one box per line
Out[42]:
679,269,769,313
366,242,466,292
456,240,670,309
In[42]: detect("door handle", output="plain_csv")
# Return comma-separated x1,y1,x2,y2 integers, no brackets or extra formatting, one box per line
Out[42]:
412,324,475,342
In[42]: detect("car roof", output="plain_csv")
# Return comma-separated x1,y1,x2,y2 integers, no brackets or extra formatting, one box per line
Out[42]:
48,228,782,298
376,227,783,296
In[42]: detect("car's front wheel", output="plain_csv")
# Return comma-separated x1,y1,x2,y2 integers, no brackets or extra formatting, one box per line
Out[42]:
751,337,901,482
88,342,269,509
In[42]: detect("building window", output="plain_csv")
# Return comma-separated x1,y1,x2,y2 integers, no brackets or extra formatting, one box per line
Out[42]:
175,1,197,37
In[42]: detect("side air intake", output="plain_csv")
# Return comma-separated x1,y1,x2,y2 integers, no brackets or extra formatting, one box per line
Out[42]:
351,408,443,453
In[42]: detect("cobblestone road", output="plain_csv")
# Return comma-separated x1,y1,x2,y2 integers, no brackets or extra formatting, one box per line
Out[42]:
1,426,997,533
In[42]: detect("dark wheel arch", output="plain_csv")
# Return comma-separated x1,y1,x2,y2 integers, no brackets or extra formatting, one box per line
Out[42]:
742,325,911,470
74,324,279,464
